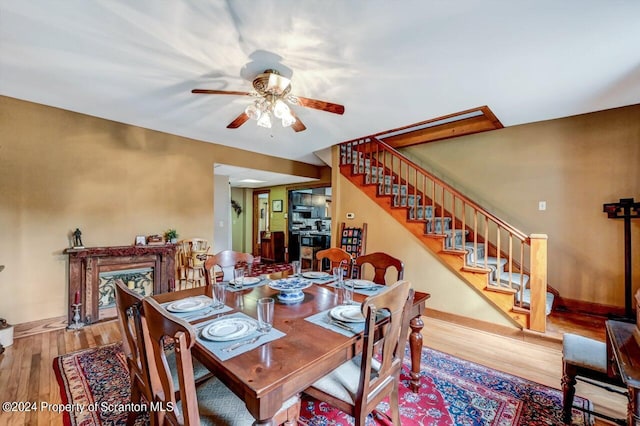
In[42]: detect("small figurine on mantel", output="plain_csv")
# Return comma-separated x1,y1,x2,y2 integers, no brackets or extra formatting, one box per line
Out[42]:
72,228,84,248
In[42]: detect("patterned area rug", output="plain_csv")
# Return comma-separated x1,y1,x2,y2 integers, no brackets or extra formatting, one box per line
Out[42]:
53,343,592,425
301,347,593,425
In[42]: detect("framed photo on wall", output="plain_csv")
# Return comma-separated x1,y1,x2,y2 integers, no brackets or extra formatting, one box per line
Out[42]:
272,199,283,212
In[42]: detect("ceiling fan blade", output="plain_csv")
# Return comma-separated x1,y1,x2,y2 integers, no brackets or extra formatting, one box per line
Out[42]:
295,96,345,115
290,111,307,133
227,112,250,129
192,89,252,96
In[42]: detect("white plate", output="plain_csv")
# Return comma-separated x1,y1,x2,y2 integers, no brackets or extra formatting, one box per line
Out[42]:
166,298,208,313
330,305,365,323
229,276,261,285
346,279,376,289
201,317,257,342
302,271,330,279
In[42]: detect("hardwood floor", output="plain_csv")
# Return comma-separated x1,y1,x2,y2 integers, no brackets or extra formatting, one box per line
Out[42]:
0,315,626,425
546,309,608,342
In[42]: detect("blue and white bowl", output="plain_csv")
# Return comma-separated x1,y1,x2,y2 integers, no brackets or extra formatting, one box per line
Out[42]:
268,277,313,303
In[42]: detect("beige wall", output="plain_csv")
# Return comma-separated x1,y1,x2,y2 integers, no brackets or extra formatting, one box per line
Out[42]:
230,187,246,252
332,158,515,327
403,104,640,308
0,96,323,324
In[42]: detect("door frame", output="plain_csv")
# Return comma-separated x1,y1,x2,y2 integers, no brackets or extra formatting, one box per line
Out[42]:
252,189,270,256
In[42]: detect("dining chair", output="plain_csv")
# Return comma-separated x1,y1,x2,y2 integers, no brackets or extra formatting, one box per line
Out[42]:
354,252,404,285
115,281,213,426
185,238,210,288
204,250,255,284
561,333,625,424
315,247,352,278
175,241,192,289
302,280,414,426
140,296,301,425
115,279,154,426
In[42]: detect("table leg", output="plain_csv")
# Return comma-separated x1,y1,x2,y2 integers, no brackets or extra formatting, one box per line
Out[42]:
409,314,424,392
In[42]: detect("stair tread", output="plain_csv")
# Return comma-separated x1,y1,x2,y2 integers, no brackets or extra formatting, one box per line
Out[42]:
517,289,555,316
468,256,508,267
499,271,530,284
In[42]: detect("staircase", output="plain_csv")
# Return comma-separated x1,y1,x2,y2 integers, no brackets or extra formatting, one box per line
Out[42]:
339,137,553,332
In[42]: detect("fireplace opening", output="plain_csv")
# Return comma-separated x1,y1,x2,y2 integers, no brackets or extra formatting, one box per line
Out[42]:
98,267,154,320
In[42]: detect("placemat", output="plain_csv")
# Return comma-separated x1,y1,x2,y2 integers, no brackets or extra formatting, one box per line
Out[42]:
305,275,337,285
305,307,365,337
224,278,269,292
161,296,233,322
195,312,285,361
327,281,386,296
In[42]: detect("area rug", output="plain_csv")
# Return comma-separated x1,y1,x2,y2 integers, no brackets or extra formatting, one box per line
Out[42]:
53,343,592,425
300,347,593,425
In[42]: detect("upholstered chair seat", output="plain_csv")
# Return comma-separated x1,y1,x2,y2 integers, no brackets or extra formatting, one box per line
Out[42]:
308,355,381,405
563,333,607,372
303,280,414,426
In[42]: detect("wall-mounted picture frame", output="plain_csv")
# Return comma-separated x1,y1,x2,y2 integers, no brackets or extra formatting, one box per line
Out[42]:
272,199,283,212
135,235,146,245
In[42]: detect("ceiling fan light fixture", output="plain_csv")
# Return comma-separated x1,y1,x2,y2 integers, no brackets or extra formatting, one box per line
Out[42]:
257,111,272,128
273,99,290,119
192,68,344,133
245,103,261,120
281,111,296,128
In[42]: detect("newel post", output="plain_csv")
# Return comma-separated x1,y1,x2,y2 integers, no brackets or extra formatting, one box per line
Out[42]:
529,234,548,333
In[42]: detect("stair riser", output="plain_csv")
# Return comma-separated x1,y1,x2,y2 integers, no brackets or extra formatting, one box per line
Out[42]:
426,217,452,233
409,206,434,220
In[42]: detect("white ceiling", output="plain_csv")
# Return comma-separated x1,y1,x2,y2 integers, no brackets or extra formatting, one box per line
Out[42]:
2,1,639,185
214,164,319,188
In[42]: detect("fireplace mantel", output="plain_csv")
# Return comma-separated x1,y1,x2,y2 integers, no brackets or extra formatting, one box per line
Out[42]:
64,244,176,325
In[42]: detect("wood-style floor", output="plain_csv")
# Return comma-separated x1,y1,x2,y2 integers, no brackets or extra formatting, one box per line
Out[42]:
0,314,626,425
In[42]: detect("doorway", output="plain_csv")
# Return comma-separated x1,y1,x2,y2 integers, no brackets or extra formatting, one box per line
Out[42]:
252,190,270,256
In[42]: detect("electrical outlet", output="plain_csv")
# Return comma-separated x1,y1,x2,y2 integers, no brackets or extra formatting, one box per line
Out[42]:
538,201,546,211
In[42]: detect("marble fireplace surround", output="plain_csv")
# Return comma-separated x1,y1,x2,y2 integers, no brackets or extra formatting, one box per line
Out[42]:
64,244,175,325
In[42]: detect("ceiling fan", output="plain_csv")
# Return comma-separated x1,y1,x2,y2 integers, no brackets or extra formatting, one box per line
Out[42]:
191,69,345,132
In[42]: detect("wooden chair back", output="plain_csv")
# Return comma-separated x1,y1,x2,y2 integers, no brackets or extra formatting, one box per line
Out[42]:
188,238,209,252
304,280,414,425
315,247,352,277
176,240,191,265
175,239,211,289
141,297,201,426
187,239,210,269
358,280,413,423
114,279,151,425
354,252,404,285
204,250,254,284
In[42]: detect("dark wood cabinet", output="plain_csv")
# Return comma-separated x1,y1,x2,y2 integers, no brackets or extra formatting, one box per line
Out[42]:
260,231,285,263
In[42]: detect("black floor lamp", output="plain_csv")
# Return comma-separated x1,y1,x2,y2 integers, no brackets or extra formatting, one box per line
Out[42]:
603,198,640,321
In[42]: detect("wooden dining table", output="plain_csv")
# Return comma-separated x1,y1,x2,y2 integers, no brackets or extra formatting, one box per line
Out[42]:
153,282,430,425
